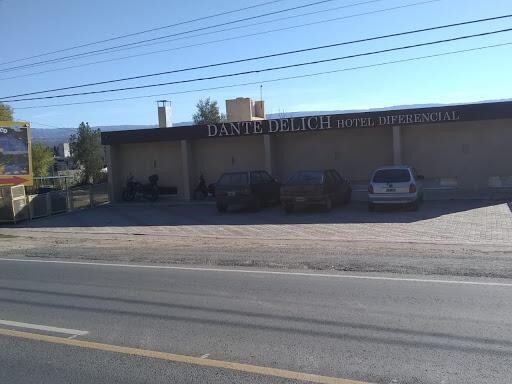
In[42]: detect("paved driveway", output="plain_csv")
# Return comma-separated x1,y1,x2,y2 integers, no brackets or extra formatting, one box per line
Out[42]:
5,200,512,246
3,200,512,278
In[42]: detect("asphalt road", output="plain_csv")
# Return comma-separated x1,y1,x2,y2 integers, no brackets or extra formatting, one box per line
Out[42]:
1,258,512,384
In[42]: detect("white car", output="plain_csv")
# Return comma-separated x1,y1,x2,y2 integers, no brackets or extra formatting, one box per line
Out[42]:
368,166,424,211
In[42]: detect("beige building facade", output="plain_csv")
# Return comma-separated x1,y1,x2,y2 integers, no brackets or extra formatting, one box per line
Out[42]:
102,101,512,201
225,97,265,122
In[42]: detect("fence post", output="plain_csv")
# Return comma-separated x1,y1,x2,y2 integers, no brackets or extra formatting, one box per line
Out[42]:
68,189,74,211
27,196,33,221
89,185,94,208
46,193,52,217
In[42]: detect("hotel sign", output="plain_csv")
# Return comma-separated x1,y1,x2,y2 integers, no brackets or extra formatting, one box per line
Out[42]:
101,101,512,145
206,110,460,137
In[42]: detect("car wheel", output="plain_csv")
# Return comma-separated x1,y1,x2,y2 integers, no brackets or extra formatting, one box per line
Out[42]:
251,197,263,211
216,202,228,213
193,190,206,200
344,191,352,205
284,204,294,214
409,200,419,211
323,198,332,212
148,191,159,202
122,189,135,202
368,202,375,212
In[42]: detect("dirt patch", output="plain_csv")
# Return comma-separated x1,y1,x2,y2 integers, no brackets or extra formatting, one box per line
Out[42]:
2,234,512,279
2,200,512,278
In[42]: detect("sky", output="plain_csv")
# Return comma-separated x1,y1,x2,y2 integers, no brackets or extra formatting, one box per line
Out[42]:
1,0,512,128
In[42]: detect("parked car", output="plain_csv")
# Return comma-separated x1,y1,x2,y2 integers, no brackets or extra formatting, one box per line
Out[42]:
215,170,280,212
367,166,424,211
280,169,352,213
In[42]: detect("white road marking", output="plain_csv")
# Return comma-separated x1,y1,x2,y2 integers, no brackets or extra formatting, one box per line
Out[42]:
200,353,210,359
0,257,511,287
67,334,79,339
0,319,88,336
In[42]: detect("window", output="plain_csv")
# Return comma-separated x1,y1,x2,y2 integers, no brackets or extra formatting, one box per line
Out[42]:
373,169,411,183
259,171,273,183
286,171,324,185
330,170,343,183
325,171,336,185
218,172,249,186
251,172,262,184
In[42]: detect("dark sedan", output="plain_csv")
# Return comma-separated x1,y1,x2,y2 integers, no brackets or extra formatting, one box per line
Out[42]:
280,169,351,213
215,170,280,212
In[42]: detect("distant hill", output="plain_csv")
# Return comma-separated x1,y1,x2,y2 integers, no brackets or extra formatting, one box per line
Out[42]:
31,128,76,147
31,124,155,146
31,122,197,146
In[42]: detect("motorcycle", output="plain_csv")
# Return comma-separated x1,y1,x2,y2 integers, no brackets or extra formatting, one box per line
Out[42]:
122,174,159,202
193,174,216,200
193,174,209,200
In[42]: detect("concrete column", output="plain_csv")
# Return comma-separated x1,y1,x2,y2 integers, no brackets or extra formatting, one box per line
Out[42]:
180,140,193,200
263,134,273,175
105,145,119,202
392,125,402,165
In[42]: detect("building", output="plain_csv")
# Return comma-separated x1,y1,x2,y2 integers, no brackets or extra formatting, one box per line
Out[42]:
57,142,71,158
101,99,512,201
53,143,73,172
225,97,265,122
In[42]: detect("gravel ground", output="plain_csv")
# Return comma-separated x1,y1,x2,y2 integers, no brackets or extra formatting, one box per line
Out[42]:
2,231,512,279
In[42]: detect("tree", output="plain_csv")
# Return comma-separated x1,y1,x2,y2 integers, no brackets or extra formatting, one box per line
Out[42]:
31,143,55,177
69,122,103,184
0,102,13,121
192,98,226,125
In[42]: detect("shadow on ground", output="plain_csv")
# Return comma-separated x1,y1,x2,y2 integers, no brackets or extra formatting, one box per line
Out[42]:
5,199,511,228
0,283,511,357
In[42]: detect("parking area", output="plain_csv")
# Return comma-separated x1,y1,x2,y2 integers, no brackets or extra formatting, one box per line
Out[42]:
3,199,512,278
4,199,512,246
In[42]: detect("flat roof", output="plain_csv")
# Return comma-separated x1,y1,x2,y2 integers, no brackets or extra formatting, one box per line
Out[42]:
101,100,512,146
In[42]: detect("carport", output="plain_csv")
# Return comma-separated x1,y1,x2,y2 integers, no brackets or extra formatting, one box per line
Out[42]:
101,100,512,202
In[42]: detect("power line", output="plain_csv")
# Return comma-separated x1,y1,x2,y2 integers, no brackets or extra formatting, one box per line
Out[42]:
18,0,391,67
0,0,345,73
0,0,437,81
3,27,512,103
0,0,288,67
3,13,509,99
12,41,512,110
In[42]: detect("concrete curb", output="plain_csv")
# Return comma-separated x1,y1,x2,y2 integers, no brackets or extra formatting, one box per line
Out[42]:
110,200,216,208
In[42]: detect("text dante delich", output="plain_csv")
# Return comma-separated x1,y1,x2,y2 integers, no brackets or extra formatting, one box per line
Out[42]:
206,111,460,137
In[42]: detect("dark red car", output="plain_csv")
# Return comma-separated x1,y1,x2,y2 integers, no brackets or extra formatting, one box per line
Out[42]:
280,169,351,213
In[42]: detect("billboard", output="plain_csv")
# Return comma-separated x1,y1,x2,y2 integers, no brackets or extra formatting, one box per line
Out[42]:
0,121,33,187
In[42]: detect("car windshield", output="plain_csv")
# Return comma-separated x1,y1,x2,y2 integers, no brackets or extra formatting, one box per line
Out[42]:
286,171,324,185
373,169,411,183
217,172,248,186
